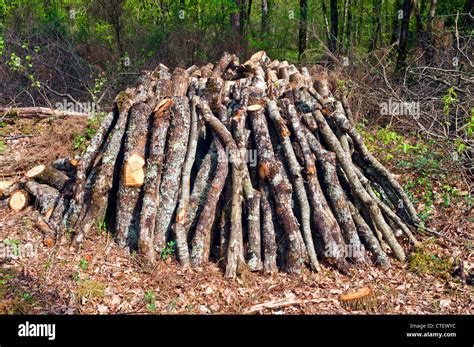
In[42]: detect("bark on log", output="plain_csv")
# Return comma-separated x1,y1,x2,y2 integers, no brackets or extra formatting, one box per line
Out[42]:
313,110,406,262
25,165,69,191
52,157,78,175
191,138,228,267
172,96,200,267
266,99,320,271
23,181,59,219
248,104,306,274
115,102,153,248
154,96,191,252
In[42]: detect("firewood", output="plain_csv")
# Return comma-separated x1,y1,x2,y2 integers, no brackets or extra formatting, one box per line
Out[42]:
25,165,69,191
23,181,59,219
23,52,423,277
0,180,19,199
52,157,78,175
8,190,29,212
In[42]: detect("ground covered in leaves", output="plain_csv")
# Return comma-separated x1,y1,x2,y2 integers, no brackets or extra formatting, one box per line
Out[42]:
0,115,472,314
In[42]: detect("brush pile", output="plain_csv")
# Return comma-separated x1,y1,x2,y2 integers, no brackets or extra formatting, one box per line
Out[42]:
4,51,422,278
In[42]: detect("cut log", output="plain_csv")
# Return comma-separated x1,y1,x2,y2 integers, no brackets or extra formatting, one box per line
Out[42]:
8,190,29,212
52,157,78,175
248,103,306,274
191,137,229,267
23,180,59,219
115,102,153,248
23,52,422,277
137,98,173,263
154,95,191,252
0,180,19,199
25,165,69,191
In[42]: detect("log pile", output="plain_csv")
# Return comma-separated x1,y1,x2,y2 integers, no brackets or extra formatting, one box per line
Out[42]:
2,51,422,278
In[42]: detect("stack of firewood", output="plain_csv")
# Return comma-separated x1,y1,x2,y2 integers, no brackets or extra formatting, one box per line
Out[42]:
2,51,421,278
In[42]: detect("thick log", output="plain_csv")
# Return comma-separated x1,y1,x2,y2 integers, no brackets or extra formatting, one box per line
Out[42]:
25,165,69,191
260,179,278,274
23,181,59,219
187,143,217,235
266,99,320,271
115,102,153,248
172,96,200,267
191,138,229,267
137,98,173,263
248,104,306,274
154,96,191,251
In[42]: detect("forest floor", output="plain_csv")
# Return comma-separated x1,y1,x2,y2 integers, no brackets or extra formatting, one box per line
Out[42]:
0,114,472,314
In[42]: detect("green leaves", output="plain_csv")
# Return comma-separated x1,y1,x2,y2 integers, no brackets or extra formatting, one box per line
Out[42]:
161,241,176,260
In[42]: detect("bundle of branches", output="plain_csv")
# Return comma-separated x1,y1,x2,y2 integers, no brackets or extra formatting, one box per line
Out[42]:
9,51,423,278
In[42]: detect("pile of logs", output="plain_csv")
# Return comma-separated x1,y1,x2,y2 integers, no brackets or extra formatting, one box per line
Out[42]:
2,51,422,278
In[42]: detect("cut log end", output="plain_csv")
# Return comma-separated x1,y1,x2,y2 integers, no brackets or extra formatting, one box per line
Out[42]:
247,104,264,112
8,190,29,212
123,153,146,187
25,165,46,178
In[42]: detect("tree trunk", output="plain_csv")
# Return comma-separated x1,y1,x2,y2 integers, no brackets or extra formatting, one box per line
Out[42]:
396,0,413,70
298,0,308,60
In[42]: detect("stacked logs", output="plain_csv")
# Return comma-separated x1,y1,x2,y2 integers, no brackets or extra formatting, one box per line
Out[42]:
4,51,422,278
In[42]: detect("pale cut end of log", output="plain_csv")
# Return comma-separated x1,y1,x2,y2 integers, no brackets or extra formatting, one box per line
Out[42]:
25,165,46,178
123,153,146,187
247,104,263,112
154,98,174,115
8,190,29,212
24,164,69,191
340,287,373,302
246,50,268,64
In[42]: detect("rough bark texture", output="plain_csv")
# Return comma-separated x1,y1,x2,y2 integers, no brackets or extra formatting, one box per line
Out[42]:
22,53,421,278
154,95,191,252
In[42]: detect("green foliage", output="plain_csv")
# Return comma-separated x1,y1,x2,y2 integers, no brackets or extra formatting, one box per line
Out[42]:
0,35,4,56
161,241,176,260
144,289,157,311
408,245,453,278
22,292,32,302
73,115,99,152
96,219,108,233
78,258,88,271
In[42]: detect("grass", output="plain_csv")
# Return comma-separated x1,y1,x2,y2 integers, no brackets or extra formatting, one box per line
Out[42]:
408,244,453,279
76,279,107,299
